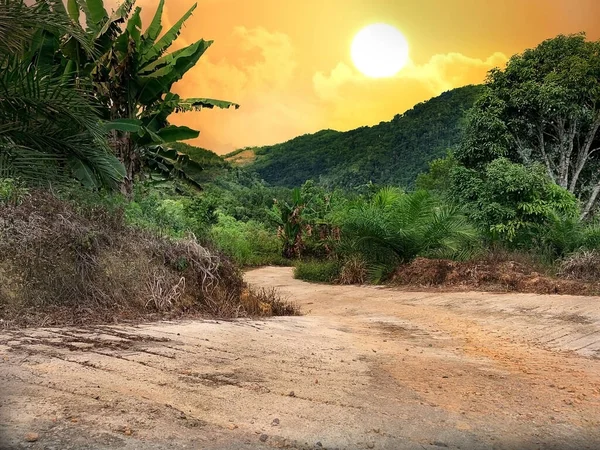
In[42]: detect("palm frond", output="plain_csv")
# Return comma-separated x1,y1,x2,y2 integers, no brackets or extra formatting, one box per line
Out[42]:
0,0,93,57
0,59,124,188
337,187,480,282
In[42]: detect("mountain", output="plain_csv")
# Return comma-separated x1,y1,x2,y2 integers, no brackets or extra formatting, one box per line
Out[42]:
225,84,484,189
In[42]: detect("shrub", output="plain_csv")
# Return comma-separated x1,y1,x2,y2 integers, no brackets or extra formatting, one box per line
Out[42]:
240,287,300,317
0,178,28,205
210,213,284,266
449,159,579,244
294,260,341,283
581,221,600,250
337,255,368,284
335,188,479,282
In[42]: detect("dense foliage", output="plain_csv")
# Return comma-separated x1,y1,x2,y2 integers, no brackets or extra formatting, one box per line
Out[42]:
0,0,237,194
457,33,600,218
233,85,483,189
0,1,124,188
333,188,479,282
450,158,579,243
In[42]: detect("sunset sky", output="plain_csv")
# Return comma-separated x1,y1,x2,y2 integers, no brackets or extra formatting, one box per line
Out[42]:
119,0,600,154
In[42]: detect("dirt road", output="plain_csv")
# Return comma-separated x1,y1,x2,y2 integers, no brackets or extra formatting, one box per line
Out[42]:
1,266,600,449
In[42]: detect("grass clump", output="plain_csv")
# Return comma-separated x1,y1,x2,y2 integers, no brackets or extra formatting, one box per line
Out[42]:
294,260,341,283
337,255,368,285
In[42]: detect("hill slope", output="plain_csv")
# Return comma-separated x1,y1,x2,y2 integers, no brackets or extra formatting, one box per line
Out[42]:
227,85,484,189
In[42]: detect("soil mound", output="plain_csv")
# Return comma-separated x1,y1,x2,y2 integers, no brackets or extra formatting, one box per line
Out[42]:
0,190,298,328
392,257,596,295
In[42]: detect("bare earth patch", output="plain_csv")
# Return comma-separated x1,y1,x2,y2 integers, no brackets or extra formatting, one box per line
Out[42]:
1,266,600,449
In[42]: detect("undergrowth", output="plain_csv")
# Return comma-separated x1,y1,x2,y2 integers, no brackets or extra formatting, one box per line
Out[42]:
0,190,299,328
294,260,341,283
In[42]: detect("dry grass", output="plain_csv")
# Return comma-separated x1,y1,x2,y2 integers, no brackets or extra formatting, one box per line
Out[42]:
241,287,300,317
559,250,600,281
0,190,299,328
337,256,368,285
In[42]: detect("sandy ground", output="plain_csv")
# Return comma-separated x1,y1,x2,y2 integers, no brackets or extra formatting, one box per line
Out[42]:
1,266,600,450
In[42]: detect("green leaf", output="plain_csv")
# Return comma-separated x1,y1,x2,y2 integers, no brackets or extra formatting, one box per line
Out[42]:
103,118,142,133
62,59,76,79
142,0,165,45
156,125,200,143
138,39,212,105
98,0,134,37
77,0,108,30
140,3,198,66
69,159,97,188
66,0,80,22
84,0,107,26
126,7,142,43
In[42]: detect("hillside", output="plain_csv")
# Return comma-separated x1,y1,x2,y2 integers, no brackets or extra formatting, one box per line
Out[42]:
156,142,231,187
226,85,484,189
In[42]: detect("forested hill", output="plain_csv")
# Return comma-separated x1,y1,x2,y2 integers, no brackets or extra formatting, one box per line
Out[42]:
226,84,484,189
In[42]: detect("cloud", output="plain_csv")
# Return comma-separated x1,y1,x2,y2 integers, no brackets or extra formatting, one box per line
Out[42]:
313,63,362,101
170,26,323,153
313,51,508,101
402,52,508,93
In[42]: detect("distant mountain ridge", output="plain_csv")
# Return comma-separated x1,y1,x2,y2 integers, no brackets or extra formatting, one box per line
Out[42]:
225,84,484,189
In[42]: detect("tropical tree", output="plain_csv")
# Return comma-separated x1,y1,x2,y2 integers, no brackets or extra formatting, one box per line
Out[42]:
336,188,478,282
0,0,124,188
63,0,239,194
450,158,579,244
457,34,600,218
270,188,307,259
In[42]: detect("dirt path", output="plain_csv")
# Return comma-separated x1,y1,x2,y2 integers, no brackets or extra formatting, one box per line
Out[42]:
1,267,600,449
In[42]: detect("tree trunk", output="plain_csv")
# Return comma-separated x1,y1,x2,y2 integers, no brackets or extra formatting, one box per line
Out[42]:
581,181,600,220
569,114,600,192
109,130,137,198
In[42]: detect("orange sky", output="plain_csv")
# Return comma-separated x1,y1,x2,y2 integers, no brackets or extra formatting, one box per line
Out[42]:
122,0,600,154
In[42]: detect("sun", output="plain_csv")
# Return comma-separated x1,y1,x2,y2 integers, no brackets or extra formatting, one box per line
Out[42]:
351,24,409,78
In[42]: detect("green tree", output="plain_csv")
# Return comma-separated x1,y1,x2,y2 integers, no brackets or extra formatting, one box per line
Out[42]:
457,34,600,218
270,188,307,259
450,158,579,243
63,0,239,194
415,151,458,194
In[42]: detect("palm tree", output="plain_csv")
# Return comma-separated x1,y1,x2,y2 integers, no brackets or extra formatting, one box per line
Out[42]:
337,188,479,282
0,0,124,188
62,0,239,194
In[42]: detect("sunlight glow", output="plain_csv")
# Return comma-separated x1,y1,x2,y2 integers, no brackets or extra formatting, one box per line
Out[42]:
351,24,409,78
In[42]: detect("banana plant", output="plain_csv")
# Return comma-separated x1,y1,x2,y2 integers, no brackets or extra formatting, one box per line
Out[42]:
270,189,307,259
64,0,239,194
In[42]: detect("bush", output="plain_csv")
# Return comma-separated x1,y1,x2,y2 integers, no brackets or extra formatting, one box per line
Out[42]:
294,260,341,283
334,188,479,282
337,255,368,284
210,213,284,266
240,287,300,316
581,221,600,250
0,178,28,205
450,159,579,244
